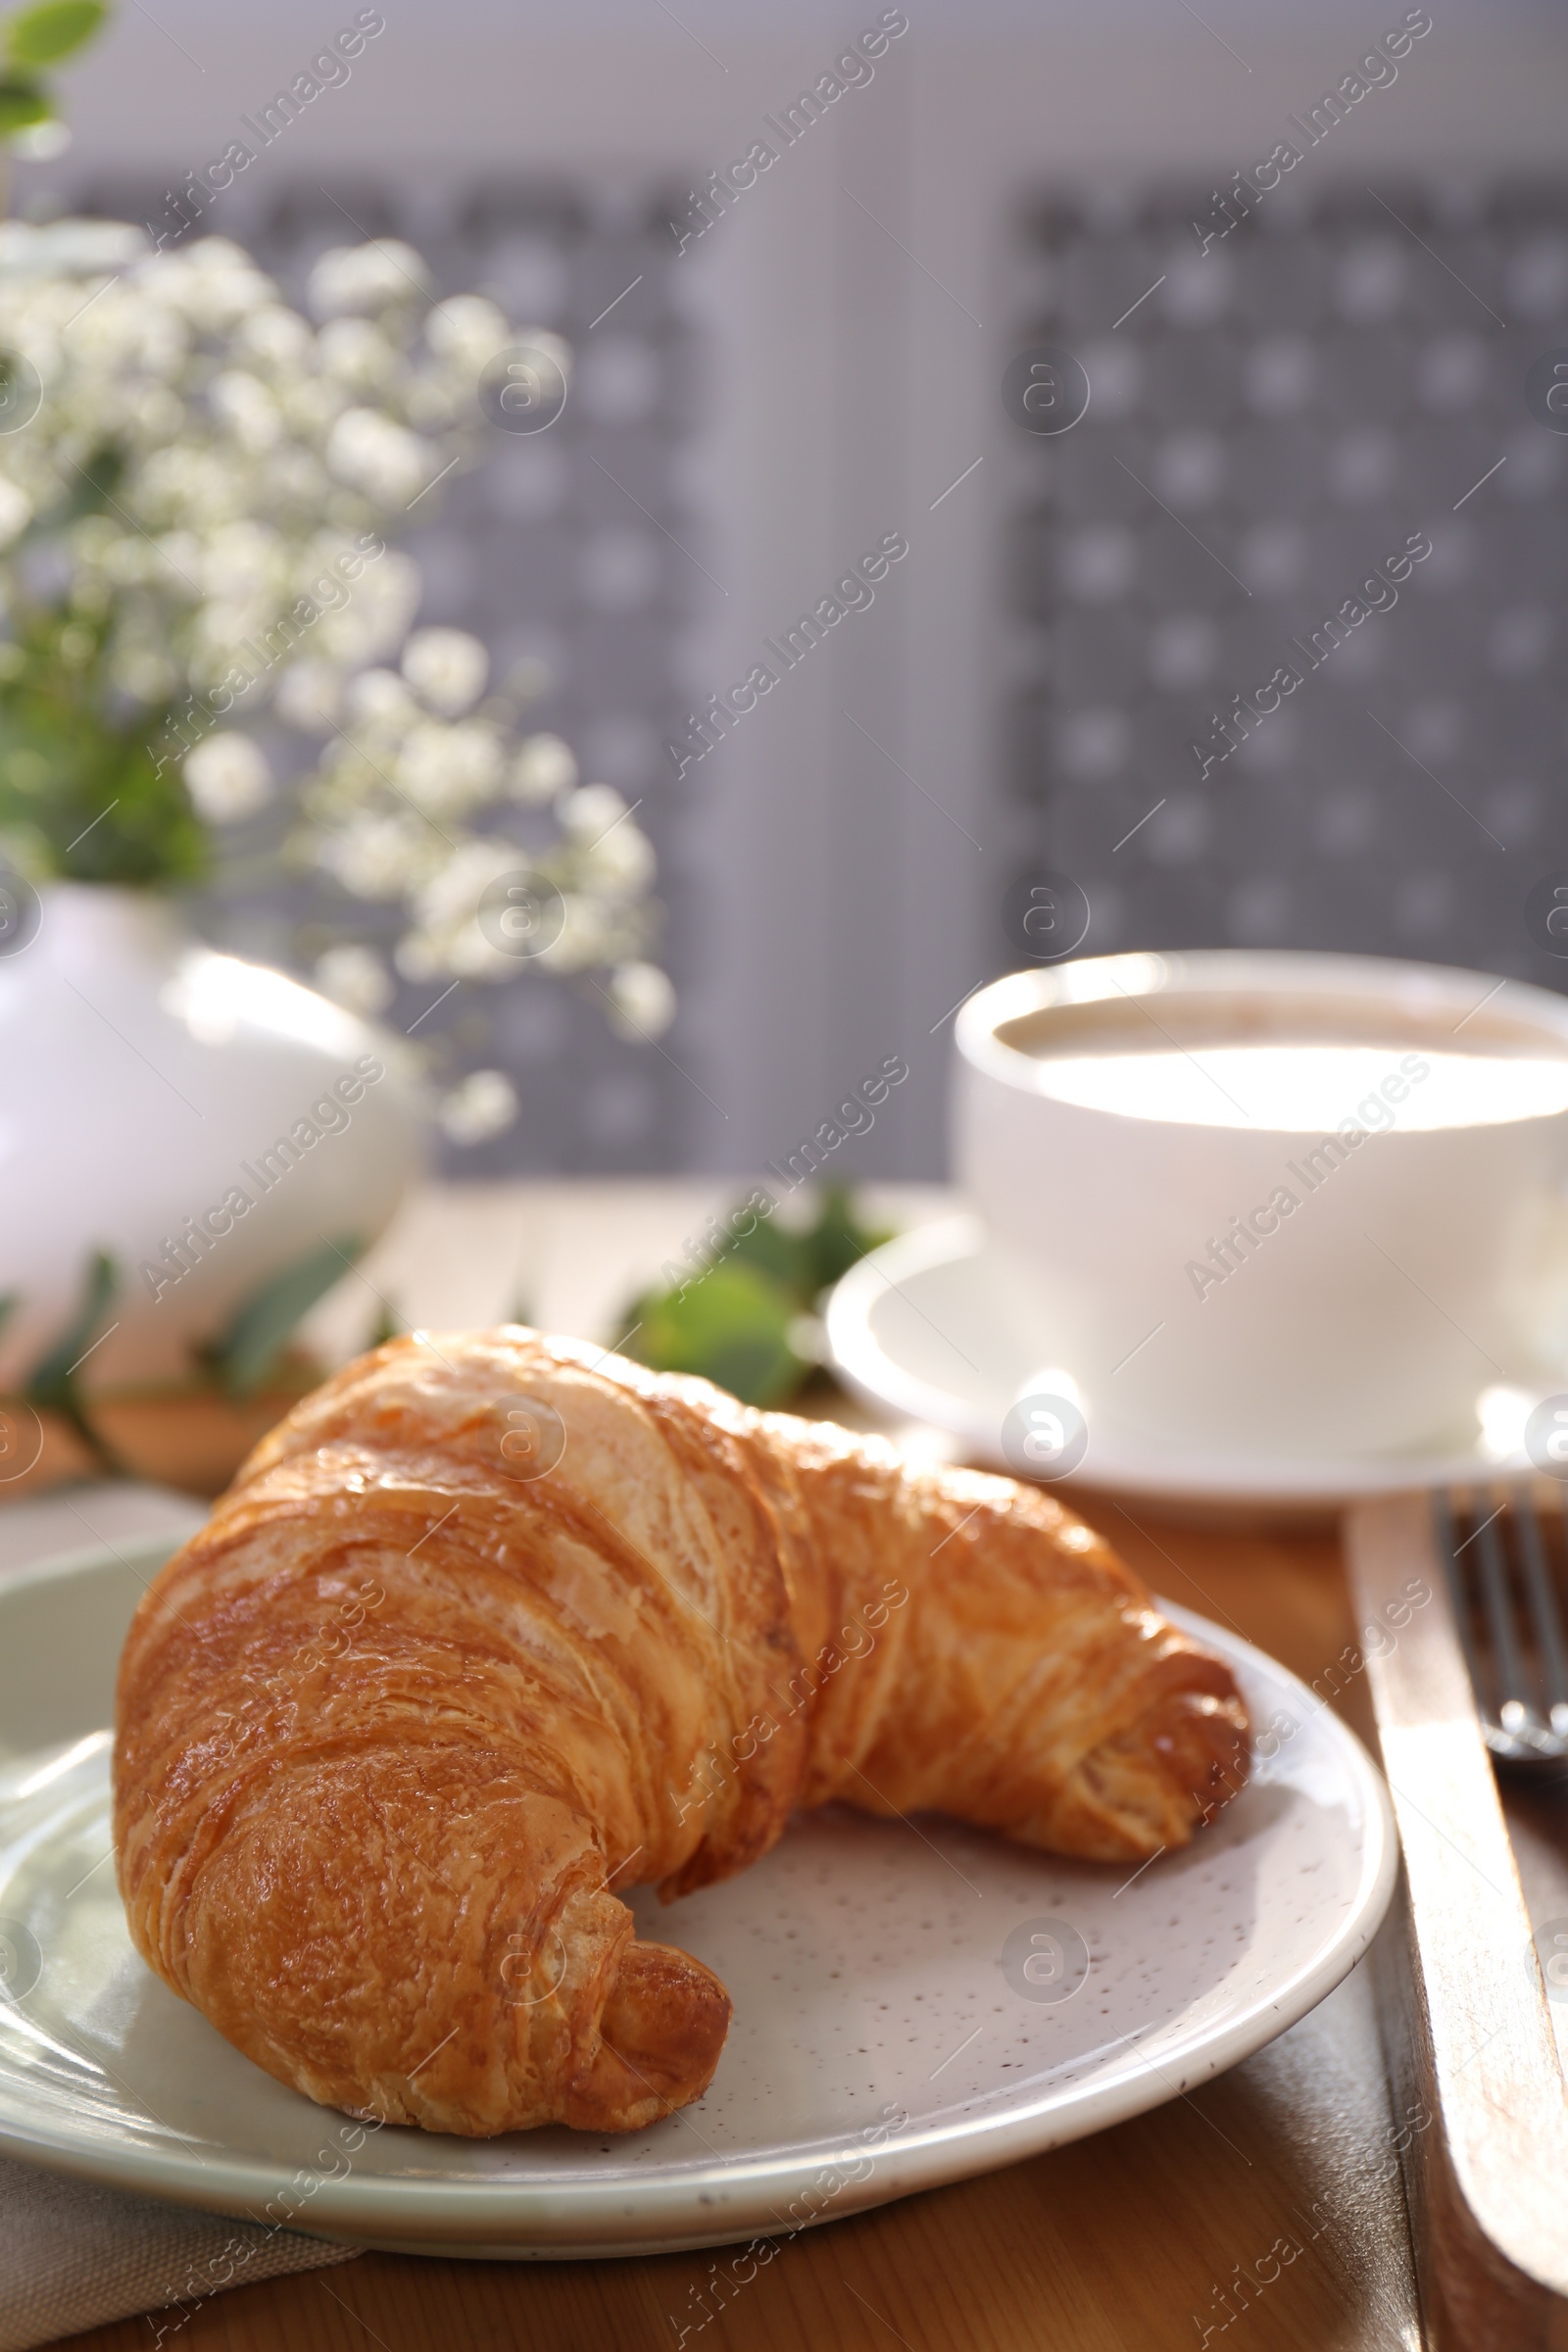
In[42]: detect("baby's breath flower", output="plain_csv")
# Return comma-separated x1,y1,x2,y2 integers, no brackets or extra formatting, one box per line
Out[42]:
511,732,577,804
209,369,283,454
237,305,312,368
395,718,506,818
557,783,625,841
0,481,30,548
312,549,419,665
317,317,397,392
325,408,429,506
401,626,488,716
423,293,511,364
581,820,655,898
346,666,417,726
315,943,394,1015
308,240,428,318
606,960,676,1040
274,660,343,732
182,732,271,822
437,1068,518,1144
319,809,434,899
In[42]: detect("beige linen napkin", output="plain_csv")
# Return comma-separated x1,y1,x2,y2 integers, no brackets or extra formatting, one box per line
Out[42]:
0,2155,360,2351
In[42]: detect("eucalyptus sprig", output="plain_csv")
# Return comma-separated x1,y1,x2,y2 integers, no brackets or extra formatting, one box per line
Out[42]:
621,1186,891,1408
0,0,107,196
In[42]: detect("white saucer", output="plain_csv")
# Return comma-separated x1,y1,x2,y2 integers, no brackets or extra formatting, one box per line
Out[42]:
0,1538,1395,2258
825,1217,1544,1508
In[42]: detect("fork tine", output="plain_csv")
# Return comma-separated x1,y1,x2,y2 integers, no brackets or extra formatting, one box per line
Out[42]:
1516,1487,1568,1738
1437,1484,1568,1768
1472,1493,1532,1738
1434,1489,1491,1710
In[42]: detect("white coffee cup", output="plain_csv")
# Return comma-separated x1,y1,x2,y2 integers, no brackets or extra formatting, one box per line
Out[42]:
954,950,1568,1460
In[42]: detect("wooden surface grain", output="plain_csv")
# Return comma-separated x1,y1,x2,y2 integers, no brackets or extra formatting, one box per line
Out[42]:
51,1496,1424,2352
1349,1497,1568,2350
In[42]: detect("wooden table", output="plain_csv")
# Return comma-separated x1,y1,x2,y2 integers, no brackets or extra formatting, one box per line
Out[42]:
34,1185,1424,2352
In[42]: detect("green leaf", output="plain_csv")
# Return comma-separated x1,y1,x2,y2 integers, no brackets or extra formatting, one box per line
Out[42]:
0,455,218,888
6,1,107,67
616,1184,892,1407
210,1235,365,1396
366,1296,407,1348
36,438,124,528
622,1260,806,1407
724,1213,816,1301
0,74,50,129
0,1293,18,1342
801,1181,893,1296
24,1246,117,1405
62,730,208,887
23,1249,126,1475
726,1182,891,1305
0,598,209,886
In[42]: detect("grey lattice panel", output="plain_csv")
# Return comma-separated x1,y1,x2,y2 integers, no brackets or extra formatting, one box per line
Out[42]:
1003,181,1568,991
65,171,706,1175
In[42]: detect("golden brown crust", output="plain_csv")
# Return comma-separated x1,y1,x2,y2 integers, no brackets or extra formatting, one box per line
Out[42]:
113,1327,1249,2135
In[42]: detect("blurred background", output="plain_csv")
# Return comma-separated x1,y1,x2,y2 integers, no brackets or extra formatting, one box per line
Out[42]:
17,0,1568,1190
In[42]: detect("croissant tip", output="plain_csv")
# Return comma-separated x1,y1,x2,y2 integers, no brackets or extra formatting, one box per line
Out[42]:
563,1940,732,2132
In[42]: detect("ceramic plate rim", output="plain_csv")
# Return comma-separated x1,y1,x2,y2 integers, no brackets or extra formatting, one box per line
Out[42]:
0,1544,1396,2255
826,1215,1526,1505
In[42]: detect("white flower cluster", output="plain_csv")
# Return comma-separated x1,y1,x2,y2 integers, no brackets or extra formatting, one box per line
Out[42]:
0,219,672,1135
296,627,666,1005
0,224,454,698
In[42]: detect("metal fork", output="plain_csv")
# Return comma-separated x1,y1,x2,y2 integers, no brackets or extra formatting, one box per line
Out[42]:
1434,1487,1568,1769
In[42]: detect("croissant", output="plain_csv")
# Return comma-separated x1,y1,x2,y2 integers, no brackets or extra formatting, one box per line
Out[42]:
114,1328,1249,2138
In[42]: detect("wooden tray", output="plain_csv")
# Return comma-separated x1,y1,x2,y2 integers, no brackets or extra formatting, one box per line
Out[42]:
1347,1494,1568,2351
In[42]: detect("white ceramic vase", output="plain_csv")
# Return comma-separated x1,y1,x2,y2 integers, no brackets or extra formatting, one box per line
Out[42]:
0,884,423,1395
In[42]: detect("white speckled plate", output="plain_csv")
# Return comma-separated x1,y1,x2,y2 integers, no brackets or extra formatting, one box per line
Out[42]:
0,1537,1395,2258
